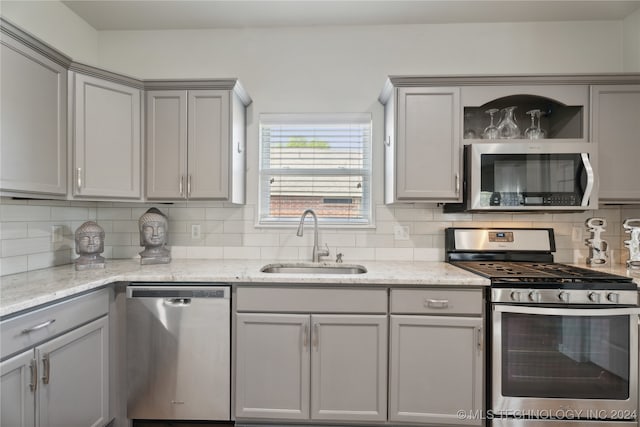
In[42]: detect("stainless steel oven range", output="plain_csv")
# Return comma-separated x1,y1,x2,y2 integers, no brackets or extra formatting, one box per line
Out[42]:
446,228,640,427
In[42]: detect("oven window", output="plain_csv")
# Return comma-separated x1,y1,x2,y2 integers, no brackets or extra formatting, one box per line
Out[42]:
501,312,630,399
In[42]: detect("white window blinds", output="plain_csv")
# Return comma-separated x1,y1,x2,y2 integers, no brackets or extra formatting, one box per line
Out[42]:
259,113,372,226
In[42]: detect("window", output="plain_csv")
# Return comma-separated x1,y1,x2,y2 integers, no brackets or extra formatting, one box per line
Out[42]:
259,113,372,226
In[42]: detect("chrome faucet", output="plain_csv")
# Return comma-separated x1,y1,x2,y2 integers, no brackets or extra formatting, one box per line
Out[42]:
296,209,330,263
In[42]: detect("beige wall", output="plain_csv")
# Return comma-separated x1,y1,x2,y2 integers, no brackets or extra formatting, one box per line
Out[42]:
0,0,99,64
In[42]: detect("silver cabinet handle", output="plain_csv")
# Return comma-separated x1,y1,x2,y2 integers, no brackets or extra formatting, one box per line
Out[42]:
237,141,243,153
476,327,483,350
29,358,37,392
384,136,391,147
455,173,460,195
425,299,449,309
42,353,50,385
77,167,82,190
303,322,309,348
21,319,56,334
313,323,319,349
187,175,192,198
179,176,184,197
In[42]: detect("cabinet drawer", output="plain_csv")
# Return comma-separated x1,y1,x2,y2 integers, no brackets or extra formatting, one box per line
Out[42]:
1,288,109,360
390,289,482,315
236,287,387,313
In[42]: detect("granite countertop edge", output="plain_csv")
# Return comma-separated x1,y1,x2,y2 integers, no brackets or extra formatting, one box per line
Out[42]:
0,259,493,318
3,259,638,318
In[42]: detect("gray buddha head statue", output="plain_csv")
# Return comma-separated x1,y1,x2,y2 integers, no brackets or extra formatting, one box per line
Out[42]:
75,221,105,256
74,221,105,270
138,208,171,265
139,207,168,248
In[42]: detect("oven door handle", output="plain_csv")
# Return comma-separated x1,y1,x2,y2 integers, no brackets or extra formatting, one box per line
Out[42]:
494,305,640,317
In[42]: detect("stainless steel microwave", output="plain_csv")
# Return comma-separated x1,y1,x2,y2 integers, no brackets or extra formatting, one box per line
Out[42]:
447,142,597,212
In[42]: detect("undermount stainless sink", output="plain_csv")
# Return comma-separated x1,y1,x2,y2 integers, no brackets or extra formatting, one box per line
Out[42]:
260,263,367,275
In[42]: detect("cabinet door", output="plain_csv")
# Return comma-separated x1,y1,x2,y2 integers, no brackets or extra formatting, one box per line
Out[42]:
389,315,483,426
235,313,310,420
146,90,188,199
74,73,141,198
591,85,640,202
0,35,67,197
396,87,461,202
37,316,109,427
310,314,387,422
187,90,230,199
1,350,36,427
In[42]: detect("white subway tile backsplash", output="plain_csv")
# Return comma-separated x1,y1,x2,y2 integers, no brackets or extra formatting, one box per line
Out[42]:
224,246,261,260
1,205,50,222
2,197,637,275
1,256,28,275
97,208,132,220
28,249,72,271
2,237,51,257
1,222,28,240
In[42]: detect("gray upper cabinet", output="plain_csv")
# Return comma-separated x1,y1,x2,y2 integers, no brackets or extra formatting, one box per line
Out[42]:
380,82,461,203
72,71,142,199
591,84,640,203
146,83,250,203
0,21,69,198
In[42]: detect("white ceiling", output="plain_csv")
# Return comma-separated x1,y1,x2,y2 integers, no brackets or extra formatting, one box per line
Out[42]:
61,0,640,31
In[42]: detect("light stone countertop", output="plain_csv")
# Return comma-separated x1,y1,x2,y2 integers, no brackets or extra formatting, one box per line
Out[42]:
0,259,490,318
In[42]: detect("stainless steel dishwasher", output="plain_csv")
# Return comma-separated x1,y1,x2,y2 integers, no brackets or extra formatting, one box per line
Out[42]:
126,283,230,421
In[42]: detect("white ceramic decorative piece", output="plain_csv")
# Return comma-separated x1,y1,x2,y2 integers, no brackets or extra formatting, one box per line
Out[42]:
585,217,609,267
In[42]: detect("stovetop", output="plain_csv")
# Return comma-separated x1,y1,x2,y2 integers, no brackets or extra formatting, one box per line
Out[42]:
452,261,636,290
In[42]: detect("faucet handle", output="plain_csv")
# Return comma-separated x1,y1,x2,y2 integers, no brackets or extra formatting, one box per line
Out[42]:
336,253,343,263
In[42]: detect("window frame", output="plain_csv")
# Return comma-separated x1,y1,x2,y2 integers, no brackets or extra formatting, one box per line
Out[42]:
257,112,374,228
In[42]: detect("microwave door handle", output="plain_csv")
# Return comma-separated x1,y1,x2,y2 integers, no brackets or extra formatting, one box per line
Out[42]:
580,153,594,207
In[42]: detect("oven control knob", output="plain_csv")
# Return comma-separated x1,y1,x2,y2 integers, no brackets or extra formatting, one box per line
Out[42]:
528,291,539,302
588,292,601,303
606,292,619,304
558,291,569,302
510,291,521,302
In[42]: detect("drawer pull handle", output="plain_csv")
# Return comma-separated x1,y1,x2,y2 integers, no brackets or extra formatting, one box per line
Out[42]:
425,299,449,309
42,353,50,385
21,319,56,334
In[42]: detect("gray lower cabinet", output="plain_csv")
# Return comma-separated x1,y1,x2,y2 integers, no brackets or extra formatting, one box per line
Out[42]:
72,72,142,199
0,22,68,198
389,288,484,426
235,286,388,423
590,84,640,203
236,313,387,423
146,84,250,203
379,81,462,204
0,289,110,427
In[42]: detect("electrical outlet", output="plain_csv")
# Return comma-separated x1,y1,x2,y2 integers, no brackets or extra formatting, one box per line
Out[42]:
51,225,64,243
571,226,583,243
393,225,410,241
191,224,201,239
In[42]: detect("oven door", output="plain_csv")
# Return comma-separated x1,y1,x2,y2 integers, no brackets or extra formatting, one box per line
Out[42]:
493,304,639,419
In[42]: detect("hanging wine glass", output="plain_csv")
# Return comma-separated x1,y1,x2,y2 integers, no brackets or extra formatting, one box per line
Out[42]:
482,108,500,139
497,106,521,139
525,109,546,139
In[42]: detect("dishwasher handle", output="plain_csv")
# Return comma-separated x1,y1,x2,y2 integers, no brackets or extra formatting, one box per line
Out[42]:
127,285,230,299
